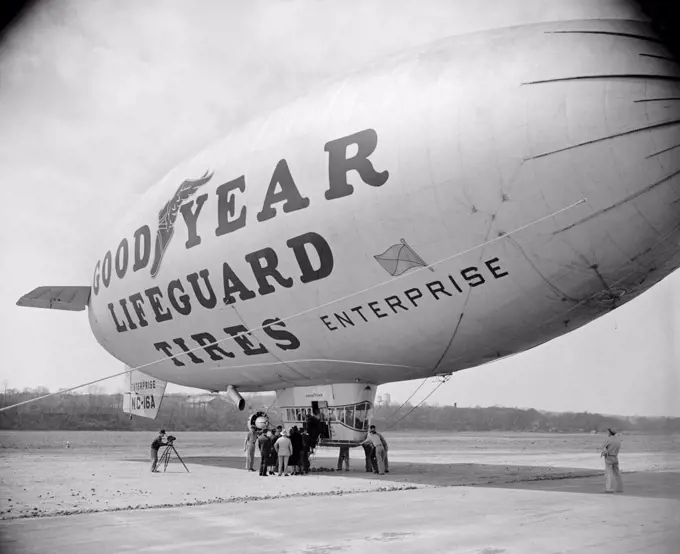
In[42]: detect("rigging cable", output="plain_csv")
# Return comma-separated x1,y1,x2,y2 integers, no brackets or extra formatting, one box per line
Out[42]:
384,374,452,431
381,379,428,424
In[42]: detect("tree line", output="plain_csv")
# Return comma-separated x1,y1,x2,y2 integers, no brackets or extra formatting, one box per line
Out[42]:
1,388,678,433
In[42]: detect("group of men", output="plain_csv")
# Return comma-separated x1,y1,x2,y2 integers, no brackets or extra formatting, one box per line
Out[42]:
244,424,315,476
243,422,390,476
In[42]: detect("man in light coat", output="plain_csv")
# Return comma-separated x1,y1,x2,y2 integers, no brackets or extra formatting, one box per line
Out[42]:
601,428,623,493
243,425,258,472
275,429,293,476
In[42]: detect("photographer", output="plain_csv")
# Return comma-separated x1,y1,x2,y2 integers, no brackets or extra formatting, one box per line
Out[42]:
150,429,167,473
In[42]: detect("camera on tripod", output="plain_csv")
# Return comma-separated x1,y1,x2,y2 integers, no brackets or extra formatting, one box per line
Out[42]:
156,435,189,473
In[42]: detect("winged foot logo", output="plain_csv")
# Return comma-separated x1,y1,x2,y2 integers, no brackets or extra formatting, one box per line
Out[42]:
150,170,214,278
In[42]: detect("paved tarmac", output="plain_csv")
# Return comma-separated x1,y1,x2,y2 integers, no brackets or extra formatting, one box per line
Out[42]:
3,432,679,553
2,471,679,554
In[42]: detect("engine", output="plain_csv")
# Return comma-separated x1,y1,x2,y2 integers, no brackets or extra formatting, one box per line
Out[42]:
247,411,270,430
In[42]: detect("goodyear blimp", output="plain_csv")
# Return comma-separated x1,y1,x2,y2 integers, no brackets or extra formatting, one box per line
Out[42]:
15,6,680,445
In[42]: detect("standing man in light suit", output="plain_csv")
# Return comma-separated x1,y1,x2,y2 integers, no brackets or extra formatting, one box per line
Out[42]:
244,425,258,472
601,428,623,493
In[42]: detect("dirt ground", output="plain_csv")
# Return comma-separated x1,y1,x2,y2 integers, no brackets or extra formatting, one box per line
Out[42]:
1,430,677,520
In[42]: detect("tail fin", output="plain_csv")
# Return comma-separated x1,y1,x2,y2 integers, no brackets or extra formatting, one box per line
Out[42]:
16,286,90,311
122,367,167,420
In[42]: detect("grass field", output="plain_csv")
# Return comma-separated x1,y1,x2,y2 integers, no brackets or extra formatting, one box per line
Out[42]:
1,429,678,455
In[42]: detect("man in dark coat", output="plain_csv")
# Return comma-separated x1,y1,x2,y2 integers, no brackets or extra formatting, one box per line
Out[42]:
289,426,303,475
361,442,374,472
268,428,281,474
306,414,320,448
300,429,312,473
257,429,272,476
150,430,167,473
369,425,389,473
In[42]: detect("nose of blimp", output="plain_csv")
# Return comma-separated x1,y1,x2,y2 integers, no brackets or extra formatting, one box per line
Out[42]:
516,17,680,268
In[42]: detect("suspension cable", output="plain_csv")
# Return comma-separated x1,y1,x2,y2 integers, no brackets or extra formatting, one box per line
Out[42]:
384,374,452,431
264,395,278,416
382,379,428,423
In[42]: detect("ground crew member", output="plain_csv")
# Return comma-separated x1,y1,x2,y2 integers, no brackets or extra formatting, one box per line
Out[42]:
244,425,258,471
337,445,350,471
150,429,167,473
306,414,320,448
361,428,385,475
601,428,623,493
361,442,374,472
301,429,312,474
266,429,278,475
257,429,272,476
370,425,390,473
289,426,303,475
275,429,293,476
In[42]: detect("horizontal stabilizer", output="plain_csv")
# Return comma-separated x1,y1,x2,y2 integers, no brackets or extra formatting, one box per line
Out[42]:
122,368,167,420
16,286,91,312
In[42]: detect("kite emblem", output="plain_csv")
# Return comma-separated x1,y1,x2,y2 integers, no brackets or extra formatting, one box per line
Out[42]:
374,238,435,276
150,170,214,278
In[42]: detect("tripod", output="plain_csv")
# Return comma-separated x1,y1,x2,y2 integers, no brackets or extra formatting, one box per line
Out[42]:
157,441,189,473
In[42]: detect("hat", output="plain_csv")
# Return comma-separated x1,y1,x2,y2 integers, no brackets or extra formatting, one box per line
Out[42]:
160,429,166,435
607,428,616,435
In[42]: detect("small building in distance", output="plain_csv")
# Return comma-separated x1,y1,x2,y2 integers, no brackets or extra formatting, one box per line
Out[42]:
376,393,391,406
185,394,229,411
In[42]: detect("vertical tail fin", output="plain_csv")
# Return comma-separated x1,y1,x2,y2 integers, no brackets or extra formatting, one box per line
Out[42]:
122,367,168,420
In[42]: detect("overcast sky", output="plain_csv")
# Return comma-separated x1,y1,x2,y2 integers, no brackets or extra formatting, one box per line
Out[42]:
1,0,678,417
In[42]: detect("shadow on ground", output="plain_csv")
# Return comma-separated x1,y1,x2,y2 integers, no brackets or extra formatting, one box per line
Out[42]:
485,470,680,500
128,454,606,488
172,457,680,499
122,453,680,499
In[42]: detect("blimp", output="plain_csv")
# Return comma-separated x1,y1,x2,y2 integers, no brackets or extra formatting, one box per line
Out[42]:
15,5,680,446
